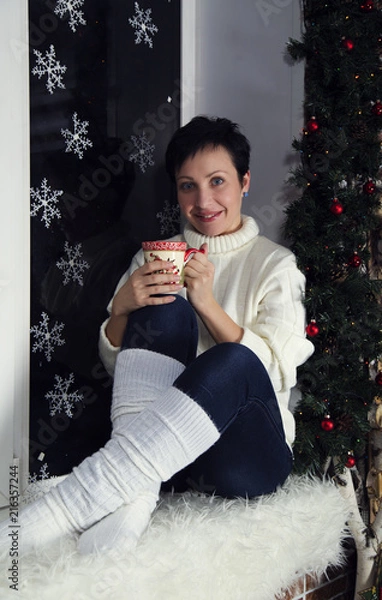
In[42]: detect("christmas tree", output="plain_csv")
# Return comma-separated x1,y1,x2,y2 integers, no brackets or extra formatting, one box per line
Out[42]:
284,0,382,475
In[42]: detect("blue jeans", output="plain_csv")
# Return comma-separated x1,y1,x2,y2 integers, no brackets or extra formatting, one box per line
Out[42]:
122,296,293,498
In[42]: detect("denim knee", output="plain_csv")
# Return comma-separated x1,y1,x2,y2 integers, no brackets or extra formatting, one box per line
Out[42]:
121,295,198,365
173,342,275,429
204,342,261,370
191,343,269,386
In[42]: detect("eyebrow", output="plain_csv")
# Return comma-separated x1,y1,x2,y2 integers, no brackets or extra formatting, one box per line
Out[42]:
176,170,228,181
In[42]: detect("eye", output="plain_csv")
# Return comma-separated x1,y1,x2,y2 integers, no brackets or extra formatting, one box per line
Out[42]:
211,177,224,186
178,181,194,191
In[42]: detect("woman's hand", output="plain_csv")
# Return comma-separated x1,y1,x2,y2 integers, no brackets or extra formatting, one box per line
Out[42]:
105,261,183,348
184,243,215,311
184,243,244,344
112,260,183,318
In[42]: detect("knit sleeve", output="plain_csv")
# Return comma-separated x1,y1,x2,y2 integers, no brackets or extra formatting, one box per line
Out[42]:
98,251,145,377
240,260,314,394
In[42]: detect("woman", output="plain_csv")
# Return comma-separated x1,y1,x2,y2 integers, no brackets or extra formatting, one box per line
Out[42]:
0,116,313,557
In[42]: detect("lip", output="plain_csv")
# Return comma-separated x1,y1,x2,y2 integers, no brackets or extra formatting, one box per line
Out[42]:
194,211,223,223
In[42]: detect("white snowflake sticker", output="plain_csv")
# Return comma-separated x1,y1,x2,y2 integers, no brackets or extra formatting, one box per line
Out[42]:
61,112,93,160
30,312,65,363
156,200,181,236
129,132,155,173
28,463,50,485
46,373,84,418
128,2,158,48
30,178,63,228
56,241,90,286
54,0,87,33
31,44,67,94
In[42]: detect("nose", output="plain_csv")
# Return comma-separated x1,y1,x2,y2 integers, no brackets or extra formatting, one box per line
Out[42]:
195,185,212,208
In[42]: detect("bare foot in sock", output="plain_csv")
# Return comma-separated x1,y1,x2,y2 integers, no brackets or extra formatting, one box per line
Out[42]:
77,489,159,555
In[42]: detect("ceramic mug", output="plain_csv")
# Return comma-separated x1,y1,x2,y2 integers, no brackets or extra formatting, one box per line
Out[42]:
142,240,204,286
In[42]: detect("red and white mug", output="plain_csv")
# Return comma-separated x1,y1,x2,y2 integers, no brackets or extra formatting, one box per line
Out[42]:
142,240,204,286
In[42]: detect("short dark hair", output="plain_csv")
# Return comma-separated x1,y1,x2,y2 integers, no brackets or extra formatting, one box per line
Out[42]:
165,115,251,183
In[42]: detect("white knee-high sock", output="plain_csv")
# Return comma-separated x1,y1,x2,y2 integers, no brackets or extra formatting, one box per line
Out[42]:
110,348,185,422
1,383,219,555
78,348,184,555
61,387,219,529
77,491,158,555
0,483,78,557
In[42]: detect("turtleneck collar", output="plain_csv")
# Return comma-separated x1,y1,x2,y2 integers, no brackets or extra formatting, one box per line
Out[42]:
183,215,259,255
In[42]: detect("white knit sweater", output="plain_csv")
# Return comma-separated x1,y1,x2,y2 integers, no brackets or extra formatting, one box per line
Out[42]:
98,215,314,447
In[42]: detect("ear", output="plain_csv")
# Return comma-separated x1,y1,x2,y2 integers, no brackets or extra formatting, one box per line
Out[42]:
242,170,251,194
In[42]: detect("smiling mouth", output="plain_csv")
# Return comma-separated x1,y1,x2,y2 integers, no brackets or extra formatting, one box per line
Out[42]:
195,212,223,222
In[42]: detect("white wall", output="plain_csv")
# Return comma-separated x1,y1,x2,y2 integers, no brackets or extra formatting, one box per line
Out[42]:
0,0,30,505
184,0,303,244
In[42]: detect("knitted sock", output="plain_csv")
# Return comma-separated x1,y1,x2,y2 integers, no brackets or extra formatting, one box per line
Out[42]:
77,348,184,555
0,483,78,556
110,348,185,423
1,385,219,555
77,490,158,555
62,386,219,528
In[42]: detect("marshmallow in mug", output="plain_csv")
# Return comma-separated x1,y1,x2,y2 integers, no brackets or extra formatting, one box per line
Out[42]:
142,240,204,286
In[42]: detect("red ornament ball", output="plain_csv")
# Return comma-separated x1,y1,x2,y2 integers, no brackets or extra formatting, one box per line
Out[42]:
321,417,335,432
360,0,374,10
349,253,362,268
372,101,382,116
346,455,356,468
376,371,382,385
306,117,319,133
342,38,354,51
363,180,376,195
330,198,344,215
306,321,319,337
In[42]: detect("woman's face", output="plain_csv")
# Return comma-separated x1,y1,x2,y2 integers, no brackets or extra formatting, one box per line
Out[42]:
175,145,250,236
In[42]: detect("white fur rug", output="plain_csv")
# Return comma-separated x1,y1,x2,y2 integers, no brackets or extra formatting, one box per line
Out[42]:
0,475,350,600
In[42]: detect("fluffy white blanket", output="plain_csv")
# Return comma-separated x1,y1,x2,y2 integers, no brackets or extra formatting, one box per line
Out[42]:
0,475,350,600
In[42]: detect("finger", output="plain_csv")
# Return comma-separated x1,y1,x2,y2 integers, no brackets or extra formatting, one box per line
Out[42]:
146,294,178,305
184,260,206,275
143,260,178,274
200,243,208,257
145,272,182,287
186,253,208,270
184,267,201,279
146,281,183,295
